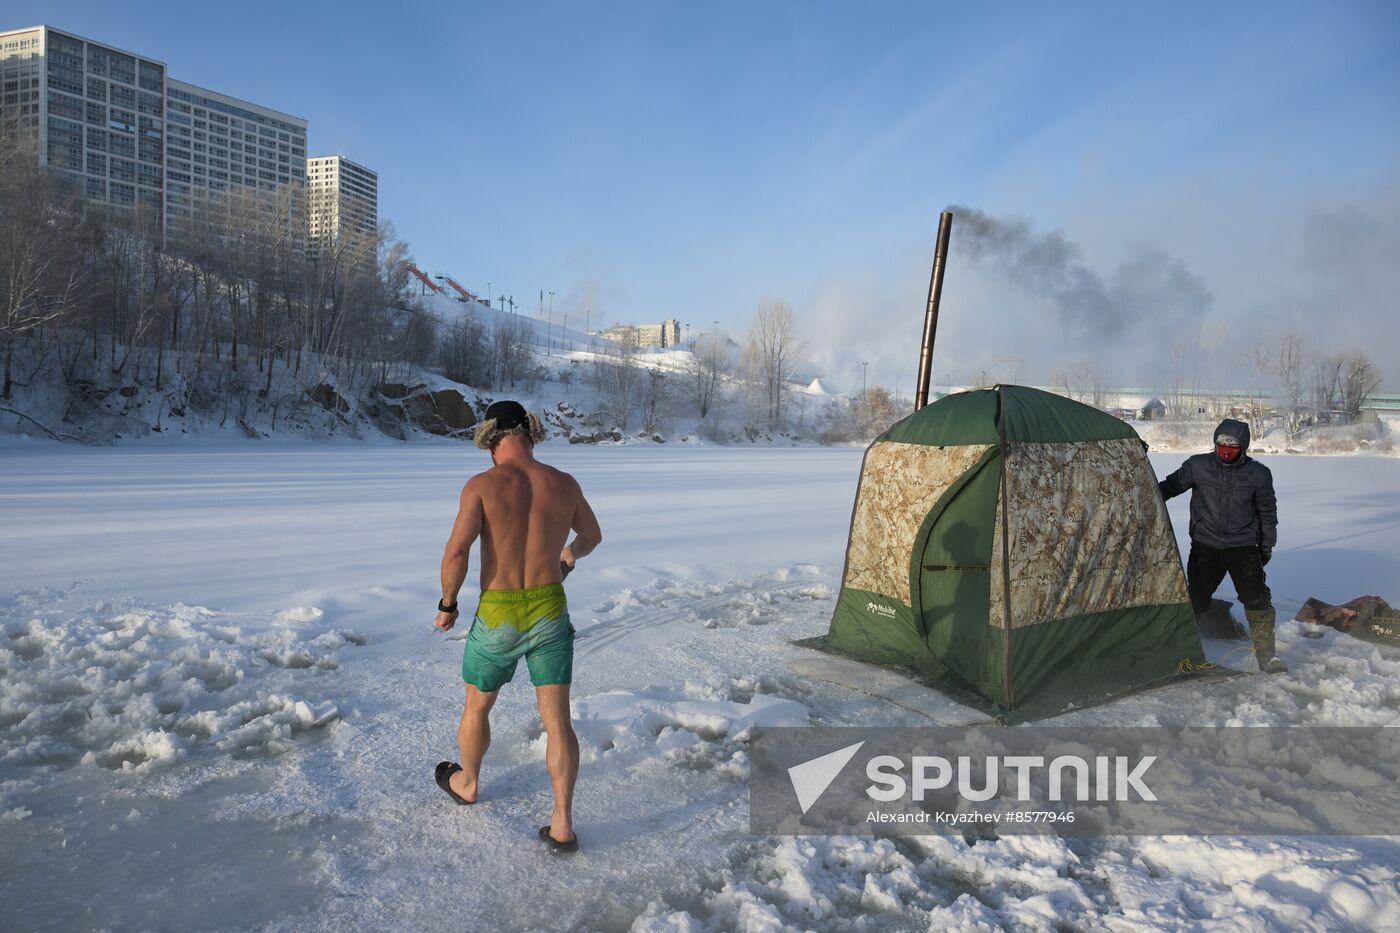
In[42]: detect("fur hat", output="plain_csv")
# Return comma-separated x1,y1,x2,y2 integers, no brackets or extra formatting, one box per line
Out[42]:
474,400,547,449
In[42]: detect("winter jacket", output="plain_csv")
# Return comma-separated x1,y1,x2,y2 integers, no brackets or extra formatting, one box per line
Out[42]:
1159,418,1278,549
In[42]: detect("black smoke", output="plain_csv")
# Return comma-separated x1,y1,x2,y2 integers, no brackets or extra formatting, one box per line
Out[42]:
946,205,1211,346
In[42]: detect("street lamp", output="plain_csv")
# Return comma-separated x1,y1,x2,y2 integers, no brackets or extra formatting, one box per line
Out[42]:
548,291,555,351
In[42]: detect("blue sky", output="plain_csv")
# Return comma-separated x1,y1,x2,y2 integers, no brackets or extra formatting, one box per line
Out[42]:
14,1,1400,390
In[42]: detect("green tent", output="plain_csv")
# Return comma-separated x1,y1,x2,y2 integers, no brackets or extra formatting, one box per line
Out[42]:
816,385,1207,720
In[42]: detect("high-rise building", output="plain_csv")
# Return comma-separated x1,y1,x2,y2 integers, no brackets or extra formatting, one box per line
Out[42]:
164,79,306,247
1,26,168,236
0,24,307,248
307,155,378,263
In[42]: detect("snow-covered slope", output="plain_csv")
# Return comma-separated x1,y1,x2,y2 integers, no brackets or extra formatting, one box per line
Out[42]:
424,292,605,353
3,445,1399,930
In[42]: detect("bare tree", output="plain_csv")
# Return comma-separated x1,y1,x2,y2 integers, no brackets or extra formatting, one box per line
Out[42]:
590,329,640,430
493,316,534,390
685,327,729,422
639,366,669,434
1237,336,1273,441
1339,351,1382,422
1311,353,1344,422
850,385,897,441
1271,330,1310,443
1163,337,1200,421
744,299,804,430
440,312,491,387
1052,359,1106,409
0,122,87,397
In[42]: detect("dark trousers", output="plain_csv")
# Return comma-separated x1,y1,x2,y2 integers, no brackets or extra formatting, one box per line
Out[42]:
1186,543,1273,615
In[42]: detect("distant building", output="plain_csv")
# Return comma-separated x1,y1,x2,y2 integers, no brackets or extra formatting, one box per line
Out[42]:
636,319,681,348
307,155,378,264
1139,398,1167,421
600,318,681,349
599,324,638,345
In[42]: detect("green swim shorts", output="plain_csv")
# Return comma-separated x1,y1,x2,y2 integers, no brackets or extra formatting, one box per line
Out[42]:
462,583,574,693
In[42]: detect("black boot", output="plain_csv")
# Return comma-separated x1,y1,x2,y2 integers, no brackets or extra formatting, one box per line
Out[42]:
1246,608,1288,674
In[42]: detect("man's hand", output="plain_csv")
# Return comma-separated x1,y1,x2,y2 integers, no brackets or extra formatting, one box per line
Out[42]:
435,608,459,631
560,546,576,570
1259,547,1273,567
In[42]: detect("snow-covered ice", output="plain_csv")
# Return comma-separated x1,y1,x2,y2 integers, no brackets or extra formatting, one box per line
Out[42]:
2,442,1399,931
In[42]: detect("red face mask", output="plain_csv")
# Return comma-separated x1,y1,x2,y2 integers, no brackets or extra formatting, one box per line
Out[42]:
1216,444,1242,463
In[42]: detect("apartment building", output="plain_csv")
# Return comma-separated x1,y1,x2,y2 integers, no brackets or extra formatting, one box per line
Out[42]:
1,24,307,248
307,155,378,263
1,26,168,237
164,79,307,246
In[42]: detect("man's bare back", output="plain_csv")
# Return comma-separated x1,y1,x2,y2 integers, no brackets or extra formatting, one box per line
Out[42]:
436,439,601,603
471,458,591,591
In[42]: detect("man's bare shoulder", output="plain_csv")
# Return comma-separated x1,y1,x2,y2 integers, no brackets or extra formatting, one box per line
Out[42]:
461,469,497,496
536,460,576,480
535,461,581,491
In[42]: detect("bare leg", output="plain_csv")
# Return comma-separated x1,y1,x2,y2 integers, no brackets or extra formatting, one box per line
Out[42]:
453,684,498,802
535,683,579,841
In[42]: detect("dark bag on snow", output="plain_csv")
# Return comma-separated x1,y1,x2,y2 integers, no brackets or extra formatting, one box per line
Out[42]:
1298,596,1400,647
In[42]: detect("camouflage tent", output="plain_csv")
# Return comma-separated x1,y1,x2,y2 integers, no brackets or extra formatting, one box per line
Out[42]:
816,385,1206,720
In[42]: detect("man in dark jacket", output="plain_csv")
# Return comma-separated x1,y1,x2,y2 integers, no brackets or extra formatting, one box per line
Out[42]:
1159,417,1286,673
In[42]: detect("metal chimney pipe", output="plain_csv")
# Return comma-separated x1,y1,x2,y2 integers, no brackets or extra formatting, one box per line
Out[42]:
914,211,953,411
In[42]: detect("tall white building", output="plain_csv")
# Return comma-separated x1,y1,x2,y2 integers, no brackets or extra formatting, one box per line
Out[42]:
1,26,168,236
1,24,307,248
307,155,378,263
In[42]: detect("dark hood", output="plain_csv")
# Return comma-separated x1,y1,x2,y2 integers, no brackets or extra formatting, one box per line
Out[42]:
1214,418,1251,453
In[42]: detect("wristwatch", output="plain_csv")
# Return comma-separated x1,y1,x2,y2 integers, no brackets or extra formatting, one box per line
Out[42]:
438,598,459,613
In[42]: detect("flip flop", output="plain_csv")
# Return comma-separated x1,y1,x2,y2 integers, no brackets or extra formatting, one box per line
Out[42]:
434,761,475,805
538,825,579,853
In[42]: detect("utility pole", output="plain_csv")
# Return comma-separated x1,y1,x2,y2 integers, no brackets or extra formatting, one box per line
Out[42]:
487,281,492,306
862,361,869,401
562,313,569,351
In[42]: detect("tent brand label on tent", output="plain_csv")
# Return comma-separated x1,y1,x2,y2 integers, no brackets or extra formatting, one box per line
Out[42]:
865,601,898,619
750,726,1400,836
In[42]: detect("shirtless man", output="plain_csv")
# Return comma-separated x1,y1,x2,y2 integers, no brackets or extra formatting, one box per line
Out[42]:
431,400,602,853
